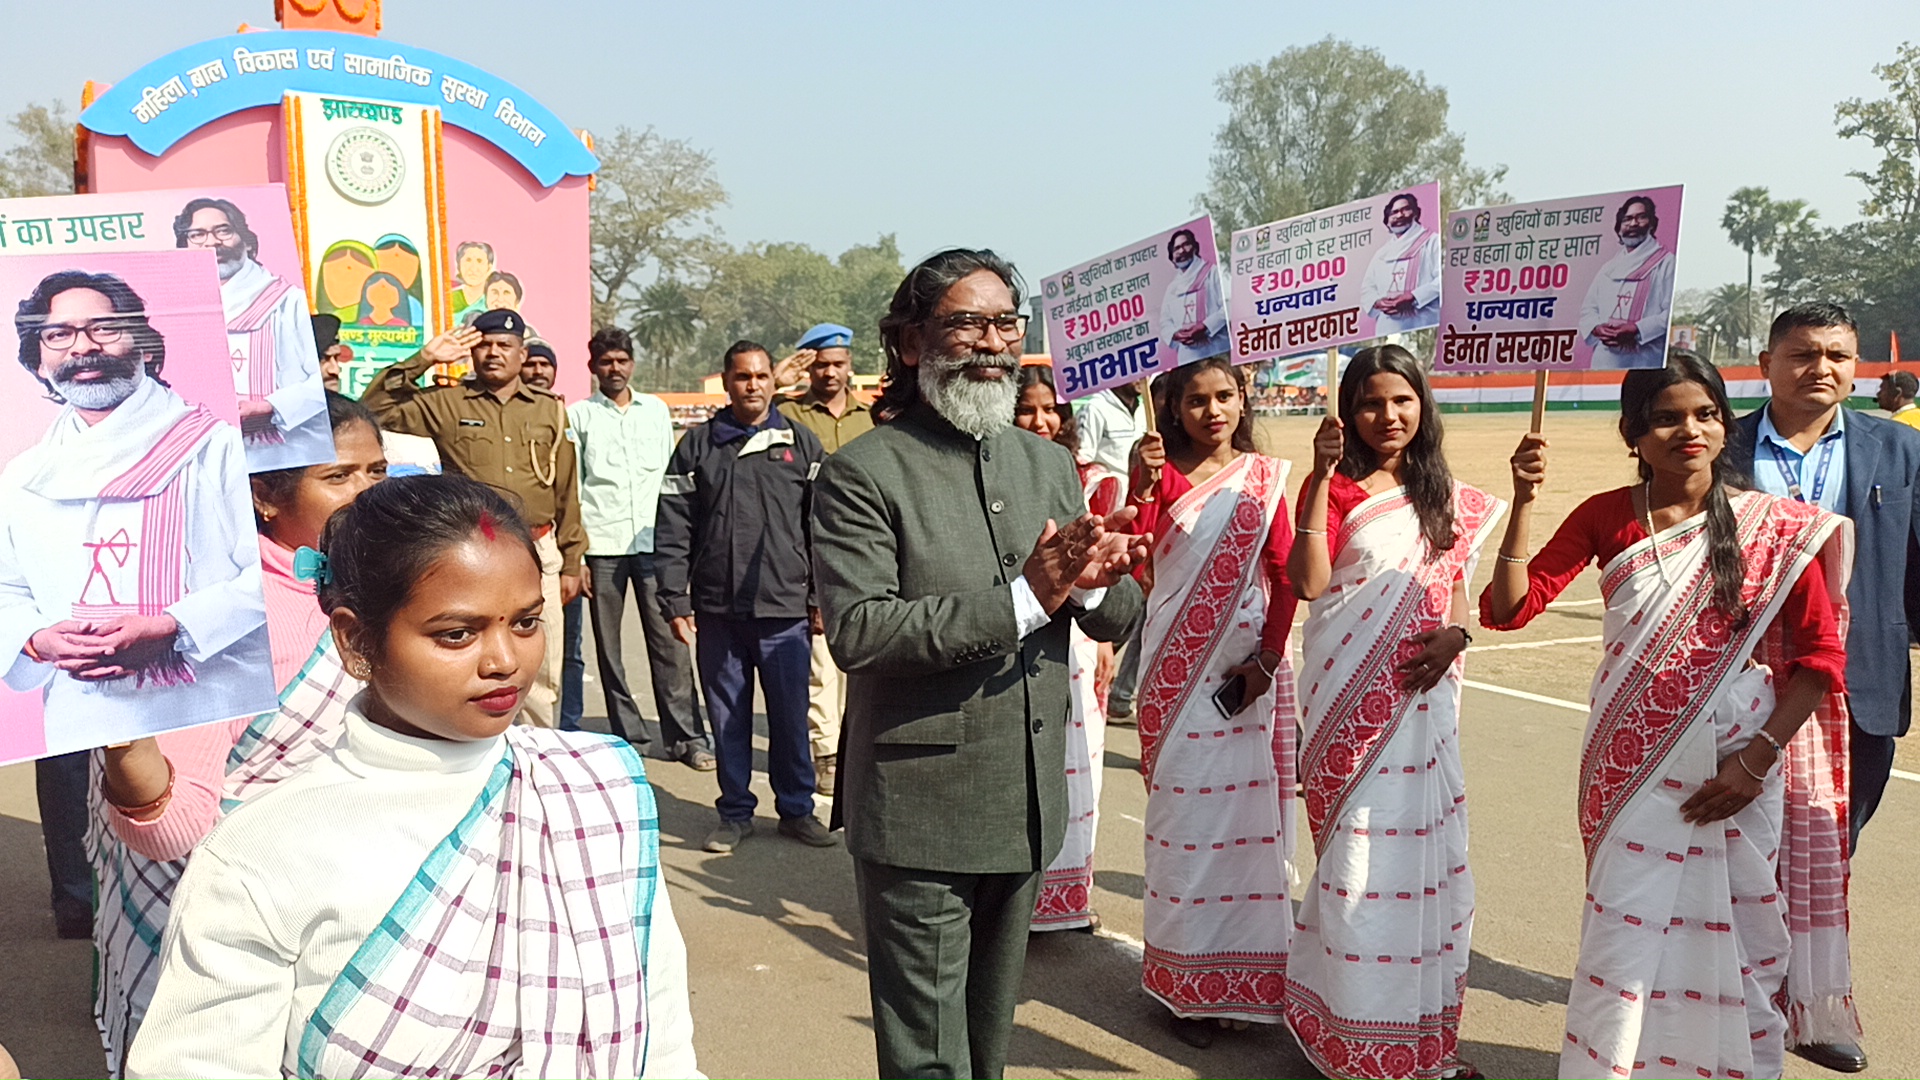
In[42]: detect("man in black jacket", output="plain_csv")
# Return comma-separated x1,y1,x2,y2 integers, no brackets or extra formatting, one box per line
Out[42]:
656,340,834,853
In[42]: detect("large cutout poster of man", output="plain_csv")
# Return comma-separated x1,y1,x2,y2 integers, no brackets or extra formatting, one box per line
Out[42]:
174,197,335,470
0,250,275,763
1358,190,1441,334
1577,194,1676,369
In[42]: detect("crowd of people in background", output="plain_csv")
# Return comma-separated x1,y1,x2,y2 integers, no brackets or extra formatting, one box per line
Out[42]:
23,241,1908,1080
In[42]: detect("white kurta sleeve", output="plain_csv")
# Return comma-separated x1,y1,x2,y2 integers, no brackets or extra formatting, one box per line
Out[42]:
1411,236,1442,310
1073,400,1105,468
0,492,54,692
1578,266,1612,340
125,847,298,1080
264,295,327,433
639,885,704,1079
1633,255,1676,344
1202,270,1227,336
166,429,267,662
1358,248,1388,311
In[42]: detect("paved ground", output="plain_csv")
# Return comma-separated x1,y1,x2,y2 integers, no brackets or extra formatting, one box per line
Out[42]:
1,414,1915,1077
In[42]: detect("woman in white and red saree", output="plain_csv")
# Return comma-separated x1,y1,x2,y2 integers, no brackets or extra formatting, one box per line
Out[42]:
1482,355,1852,1080
1016,365,1123,933
127,476,698,1079
1130,358,1298,1049
1284,346,1507,1080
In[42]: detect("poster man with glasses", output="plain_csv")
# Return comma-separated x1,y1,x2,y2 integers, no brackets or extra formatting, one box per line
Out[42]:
0,266,271,747
174,196,333,470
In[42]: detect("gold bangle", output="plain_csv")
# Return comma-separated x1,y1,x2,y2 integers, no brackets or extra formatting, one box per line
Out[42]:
1497,553,1529,564
1298,528,1326,536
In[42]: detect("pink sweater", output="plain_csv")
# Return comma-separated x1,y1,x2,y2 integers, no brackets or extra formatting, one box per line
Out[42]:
108,536,332,862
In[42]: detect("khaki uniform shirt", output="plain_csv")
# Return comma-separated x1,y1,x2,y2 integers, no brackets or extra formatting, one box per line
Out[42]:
360,351,587,574
777,394,874,454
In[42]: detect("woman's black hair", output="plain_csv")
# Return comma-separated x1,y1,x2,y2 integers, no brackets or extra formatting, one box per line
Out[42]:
251,392,382,530
875,248,1024,423
316,473,539,659
1338,344,1456,555
1016,364,1079,456
1158,357,1257,457
1619,351,1750,626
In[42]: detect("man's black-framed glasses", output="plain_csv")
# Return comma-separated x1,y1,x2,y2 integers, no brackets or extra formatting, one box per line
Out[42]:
37,320,136,349
937,312,1028,342
184,224,239,244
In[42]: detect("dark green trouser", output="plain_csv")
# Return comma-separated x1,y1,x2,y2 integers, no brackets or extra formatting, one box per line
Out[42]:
854,859,1041,1079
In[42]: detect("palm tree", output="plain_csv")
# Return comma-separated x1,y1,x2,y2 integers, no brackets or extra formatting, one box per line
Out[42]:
1720,188,1812,355
631,279,700,373
1703,283,1757,360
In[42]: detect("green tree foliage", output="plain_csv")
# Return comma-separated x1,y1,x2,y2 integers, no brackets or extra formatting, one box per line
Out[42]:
1720,187,1812,354
630,278,701,375
683,235,903,387
1768,43,1920,356
1200,38,1507,239
0,100,74,198
1702,283,1761,362
588,126,728,330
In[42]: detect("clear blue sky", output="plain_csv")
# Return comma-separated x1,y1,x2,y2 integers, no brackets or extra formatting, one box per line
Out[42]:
5,0,1908,298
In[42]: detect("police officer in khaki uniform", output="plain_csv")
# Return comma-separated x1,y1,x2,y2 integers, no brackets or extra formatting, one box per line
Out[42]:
359,308,585,727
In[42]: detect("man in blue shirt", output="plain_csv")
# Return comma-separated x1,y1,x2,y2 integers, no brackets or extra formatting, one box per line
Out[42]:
1731,301,1920,1075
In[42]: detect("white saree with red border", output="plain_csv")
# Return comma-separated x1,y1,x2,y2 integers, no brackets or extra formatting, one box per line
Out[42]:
1284,482,1506,1079
1560,491,1849,1080
1138,452,1297,1022
1034,465,1123,932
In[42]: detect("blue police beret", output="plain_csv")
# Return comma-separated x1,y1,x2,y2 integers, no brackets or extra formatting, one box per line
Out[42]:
525,339,556,362
797,322,853,350
472,308,526,337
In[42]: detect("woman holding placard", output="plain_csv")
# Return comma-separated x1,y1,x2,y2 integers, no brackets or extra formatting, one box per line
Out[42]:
1129,357,1298,1048
1480,354,1849,1080
1283,344,1506,1080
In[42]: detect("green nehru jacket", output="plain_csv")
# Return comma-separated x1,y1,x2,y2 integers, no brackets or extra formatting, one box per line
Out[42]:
812,401,1142,873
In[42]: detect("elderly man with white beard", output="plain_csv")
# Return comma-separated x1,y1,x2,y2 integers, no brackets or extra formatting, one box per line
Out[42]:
0,270,271,747
812,249,1149,1079
1158,228,1230,364
1578,194,1676,369
1358,190,1441,334
174,197,332,469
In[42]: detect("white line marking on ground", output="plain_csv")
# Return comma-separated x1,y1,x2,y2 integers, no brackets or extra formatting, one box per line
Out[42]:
1467,635,1603,653
1094,926,1146,957
1893,769,1920,784
1117,813,1144,825
1460,679,1589,713
1547,598,1605,608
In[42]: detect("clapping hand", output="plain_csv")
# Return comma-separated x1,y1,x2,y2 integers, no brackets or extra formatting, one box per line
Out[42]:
1024,508,1152,613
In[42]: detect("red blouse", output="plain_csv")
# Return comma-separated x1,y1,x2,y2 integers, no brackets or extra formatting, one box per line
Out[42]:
1477,487,1846,686
1296,472,1378,564
1130,459,1297,655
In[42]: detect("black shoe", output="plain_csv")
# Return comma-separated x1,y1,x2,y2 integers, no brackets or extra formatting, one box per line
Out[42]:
1168,1014,1214,1049
703,819,754,853
1793,1040,1868,1073
777,815,840,847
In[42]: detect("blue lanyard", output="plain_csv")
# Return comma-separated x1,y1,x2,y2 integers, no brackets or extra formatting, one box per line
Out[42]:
1766,435,1838,504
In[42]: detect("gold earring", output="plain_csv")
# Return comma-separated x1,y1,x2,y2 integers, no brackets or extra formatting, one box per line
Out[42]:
352,658,371,679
